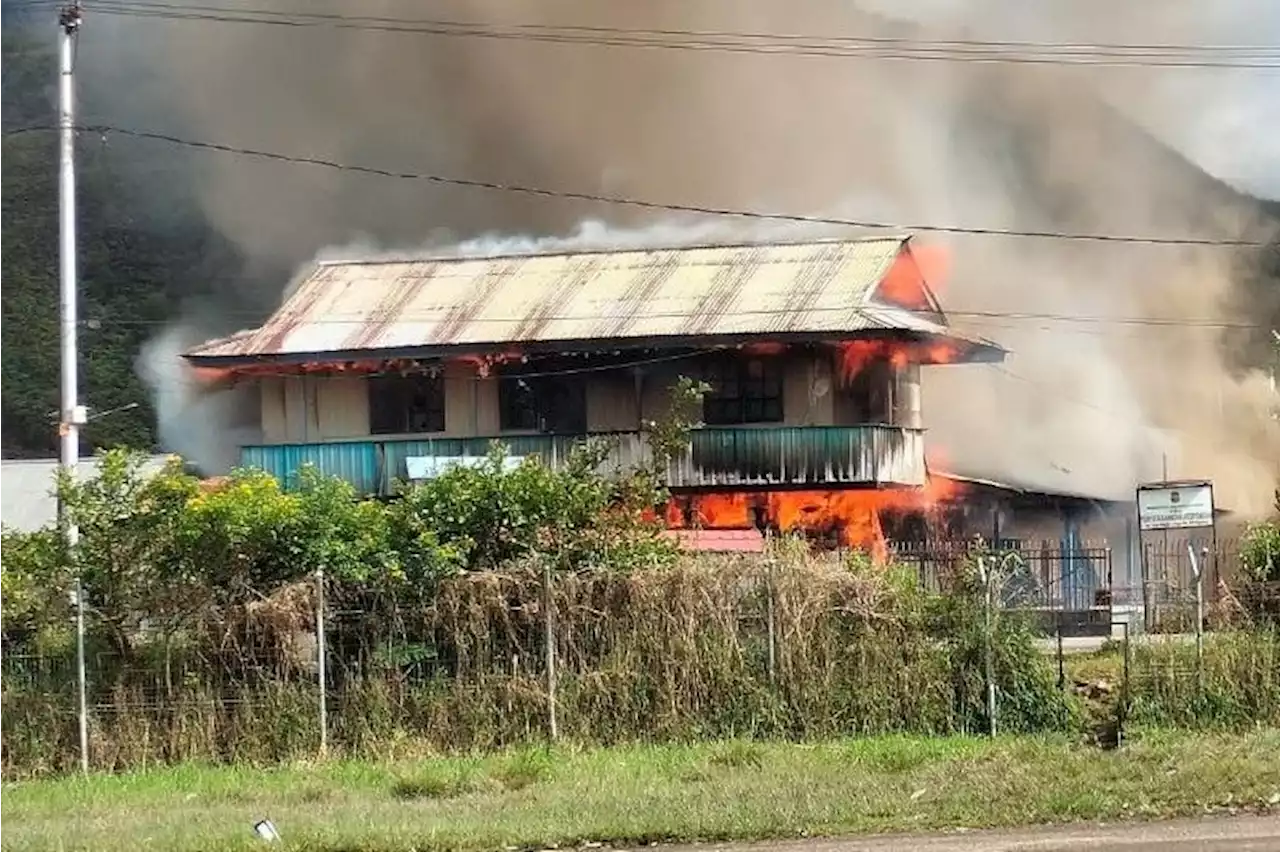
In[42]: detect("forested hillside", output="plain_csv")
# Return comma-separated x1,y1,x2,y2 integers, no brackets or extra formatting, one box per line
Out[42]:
1,23,246,458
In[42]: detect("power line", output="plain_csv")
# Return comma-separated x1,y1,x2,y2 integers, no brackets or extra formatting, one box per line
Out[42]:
3,125,65,136
992,364,1128,420
90,0,1277,60
83,1,1280,60
29,0,1278,69
76,305,1270,331
17,0,1273,56
6,123,1271,248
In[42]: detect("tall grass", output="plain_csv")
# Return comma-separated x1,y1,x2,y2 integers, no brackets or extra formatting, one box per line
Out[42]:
1129,629,1280,728
7,549,1274,778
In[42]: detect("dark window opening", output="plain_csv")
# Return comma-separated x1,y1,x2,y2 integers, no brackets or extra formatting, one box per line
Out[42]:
498,370,587,434
369,373,446,434
834,358,892,425
701,356,784,425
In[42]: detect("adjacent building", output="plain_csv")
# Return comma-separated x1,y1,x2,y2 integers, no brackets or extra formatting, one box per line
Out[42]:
0,454,175,532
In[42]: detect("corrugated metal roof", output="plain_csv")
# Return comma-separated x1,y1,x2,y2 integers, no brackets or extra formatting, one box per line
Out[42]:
1,455,175,532
187,237,1001,364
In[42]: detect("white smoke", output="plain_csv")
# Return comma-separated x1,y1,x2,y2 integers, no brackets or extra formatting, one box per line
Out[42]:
137,326,260,474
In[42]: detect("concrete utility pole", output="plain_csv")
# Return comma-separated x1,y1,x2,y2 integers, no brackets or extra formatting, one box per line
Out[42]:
57,0,89,775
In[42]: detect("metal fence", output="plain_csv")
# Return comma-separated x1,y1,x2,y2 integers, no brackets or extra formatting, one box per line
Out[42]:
0,551,1038,775
3,537,1269,778
890,540,1114,636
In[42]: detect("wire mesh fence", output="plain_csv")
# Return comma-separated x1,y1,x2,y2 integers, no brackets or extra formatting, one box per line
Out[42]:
0,549,1009,774
3,543,1275,778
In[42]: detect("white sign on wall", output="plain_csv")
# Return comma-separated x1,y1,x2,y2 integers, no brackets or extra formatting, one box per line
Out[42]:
405,455,524,480
1136,481,1215,531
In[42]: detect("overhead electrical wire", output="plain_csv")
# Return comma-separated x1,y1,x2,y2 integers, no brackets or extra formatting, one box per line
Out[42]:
4,126,54,136
80,308,1271,331
5,123,1273,248
12,0,1280,68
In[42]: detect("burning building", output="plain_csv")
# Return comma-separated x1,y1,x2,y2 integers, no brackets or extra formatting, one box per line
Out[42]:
183,235,1005,548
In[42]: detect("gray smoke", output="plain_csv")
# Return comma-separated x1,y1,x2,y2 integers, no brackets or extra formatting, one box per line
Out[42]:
77,0,1279,512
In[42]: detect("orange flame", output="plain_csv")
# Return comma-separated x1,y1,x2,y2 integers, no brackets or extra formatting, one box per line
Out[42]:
912,242,952,295
669,468,963,562
835,339,962,383
689,493,753,528
837,339,909,382
875,243,952,309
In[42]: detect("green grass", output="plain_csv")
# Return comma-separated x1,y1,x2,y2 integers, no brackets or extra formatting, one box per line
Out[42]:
5,731,1280,852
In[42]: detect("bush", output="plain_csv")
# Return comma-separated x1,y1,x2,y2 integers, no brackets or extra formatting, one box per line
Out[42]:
386,442,674,582
1241,518,1280,583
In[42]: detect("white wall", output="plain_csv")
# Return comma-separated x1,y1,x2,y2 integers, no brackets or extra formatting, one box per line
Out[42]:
260,376,369,443
257,350,912,442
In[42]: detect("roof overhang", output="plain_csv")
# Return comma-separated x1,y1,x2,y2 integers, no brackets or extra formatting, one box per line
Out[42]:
185,327,1006,372
935,470,1232,514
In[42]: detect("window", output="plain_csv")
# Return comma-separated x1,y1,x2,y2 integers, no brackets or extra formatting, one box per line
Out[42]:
369,373,446,434
498,372,586,434
702,357,784,425
499,376,540,432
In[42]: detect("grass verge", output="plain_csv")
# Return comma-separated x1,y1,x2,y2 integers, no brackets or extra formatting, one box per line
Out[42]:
4,730,1280,852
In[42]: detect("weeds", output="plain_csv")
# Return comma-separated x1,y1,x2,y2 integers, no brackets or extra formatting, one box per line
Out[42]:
1128,629,1280,729
491,747,555,791
708,741,765,771
390,763,485,800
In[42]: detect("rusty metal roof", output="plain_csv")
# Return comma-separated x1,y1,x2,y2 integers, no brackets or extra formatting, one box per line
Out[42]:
186,236,1003,364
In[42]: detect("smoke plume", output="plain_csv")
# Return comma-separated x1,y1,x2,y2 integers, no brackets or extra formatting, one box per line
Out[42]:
76,0,1279,512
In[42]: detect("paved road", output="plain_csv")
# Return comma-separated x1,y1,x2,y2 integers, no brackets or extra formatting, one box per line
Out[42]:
669,816,1280,851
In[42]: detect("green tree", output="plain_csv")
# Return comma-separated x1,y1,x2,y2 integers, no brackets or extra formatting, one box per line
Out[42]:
59,450,201,658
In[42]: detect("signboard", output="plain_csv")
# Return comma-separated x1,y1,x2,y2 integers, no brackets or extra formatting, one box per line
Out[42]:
1136,481,1214,531
405,455,524,481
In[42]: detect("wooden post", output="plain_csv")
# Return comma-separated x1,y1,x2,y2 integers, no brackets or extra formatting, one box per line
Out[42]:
542,559,558,741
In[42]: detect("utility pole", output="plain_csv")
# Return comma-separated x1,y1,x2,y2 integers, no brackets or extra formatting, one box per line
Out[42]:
57,0,88,775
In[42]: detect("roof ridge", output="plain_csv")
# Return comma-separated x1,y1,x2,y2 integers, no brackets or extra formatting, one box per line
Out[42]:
315,235,912,268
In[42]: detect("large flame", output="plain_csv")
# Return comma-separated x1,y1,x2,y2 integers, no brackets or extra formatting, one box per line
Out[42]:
668,461,962,561
875,242,952,309
835,338,960,383
911,242,952,296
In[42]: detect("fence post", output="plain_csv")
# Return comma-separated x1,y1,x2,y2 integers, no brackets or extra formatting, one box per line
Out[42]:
542,559,558,741
1187,543,1204,691
1117,620,1131,747
74,576,89,774
1055,616,1065,691
766,558,777,685
315,567,328,757
978,555,997,737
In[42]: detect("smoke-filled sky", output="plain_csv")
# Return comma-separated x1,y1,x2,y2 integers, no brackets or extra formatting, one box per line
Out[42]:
64,0,1280,511
861,0,1280,199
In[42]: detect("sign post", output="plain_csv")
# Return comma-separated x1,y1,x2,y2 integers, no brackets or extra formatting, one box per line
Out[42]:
1136,481,1215,532
1135,480,1216,634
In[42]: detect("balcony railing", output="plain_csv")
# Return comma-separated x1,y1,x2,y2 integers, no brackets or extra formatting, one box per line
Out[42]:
239,425,926,495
